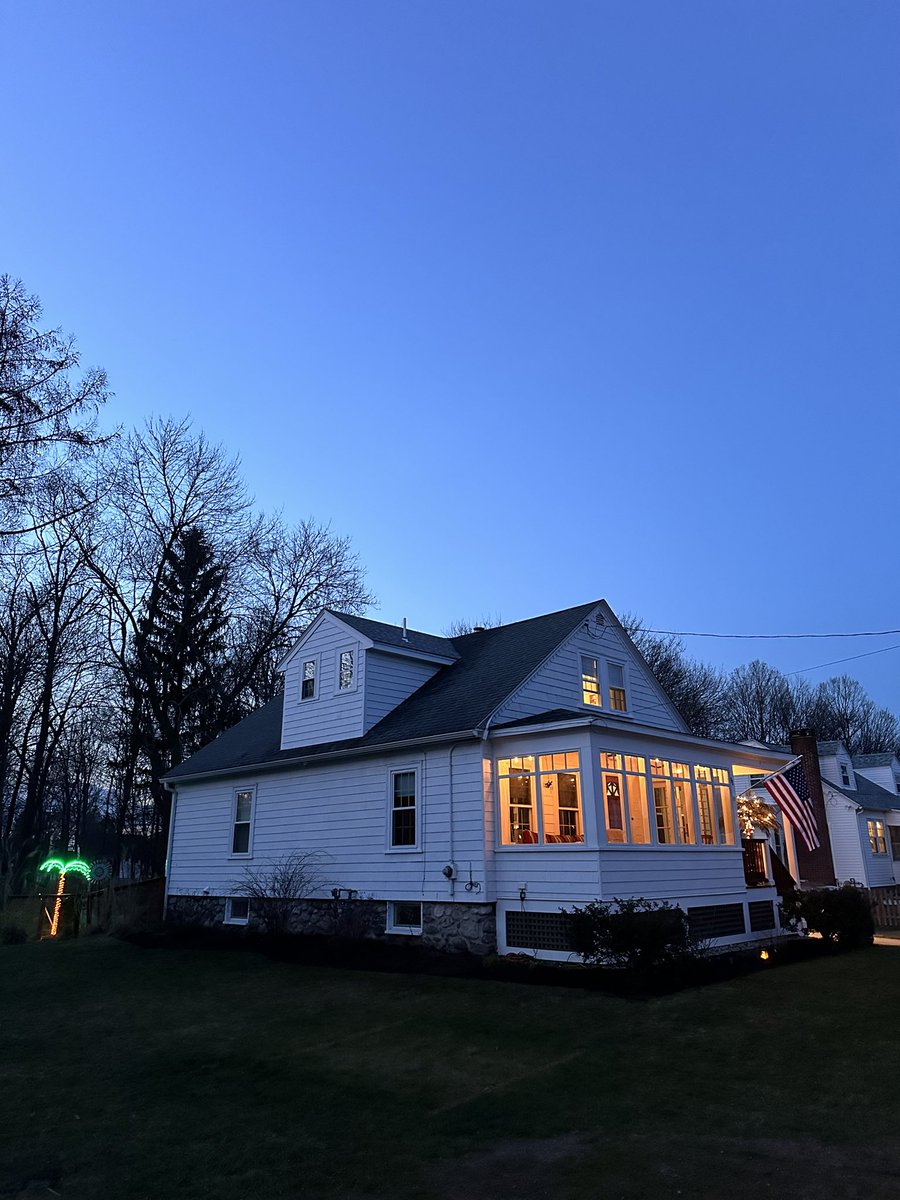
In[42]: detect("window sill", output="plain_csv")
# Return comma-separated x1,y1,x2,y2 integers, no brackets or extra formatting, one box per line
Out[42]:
386,926,423,936
497,843,595,851
385,846,422,854
229,853,254,860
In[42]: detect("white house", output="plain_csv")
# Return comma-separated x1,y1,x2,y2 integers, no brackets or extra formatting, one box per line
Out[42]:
163,600,794,958
815,743,900,886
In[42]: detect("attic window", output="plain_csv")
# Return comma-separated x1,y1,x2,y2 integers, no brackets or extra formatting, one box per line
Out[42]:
581,657,601,707
339,649,354,690
840,763,850,786
608,663,627,712
301,659,316,700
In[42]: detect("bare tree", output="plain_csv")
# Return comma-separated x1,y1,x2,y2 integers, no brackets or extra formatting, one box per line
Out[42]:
622,616,728,739
0,276,111,534
442,613,502,637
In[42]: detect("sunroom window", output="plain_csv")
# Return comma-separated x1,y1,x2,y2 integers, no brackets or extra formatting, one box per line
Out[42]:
603,756,735,847
499,752,583,845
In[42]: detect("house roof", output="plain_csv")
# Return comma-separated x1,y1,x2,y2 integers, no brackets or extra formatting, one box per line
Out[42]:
327,611,459,660
852,752,897,768
824,773,900,813
166,601,602,782
816,741,847,756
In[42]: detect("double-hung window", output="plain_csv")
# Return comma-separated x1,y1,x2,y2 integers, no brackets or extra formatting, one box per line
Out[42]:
231,788,255,856
338,649,355,690
868,819,887,855
301,658,317,700
390,769,418,848
608,662,627,711
581,657,601,707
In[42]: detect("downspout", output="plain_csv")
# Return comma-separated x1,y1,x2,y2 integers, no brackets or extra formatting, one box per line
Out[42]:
162,784,177,921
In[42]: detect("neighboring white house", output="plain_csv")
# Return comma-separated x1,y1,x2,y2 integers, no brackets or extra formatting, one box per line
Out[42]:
163,600,793,959
816,742,900,886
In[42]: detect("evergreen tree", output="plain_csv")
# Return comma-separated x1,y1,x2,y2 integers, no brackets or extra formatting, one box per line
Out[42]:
130,527,230,782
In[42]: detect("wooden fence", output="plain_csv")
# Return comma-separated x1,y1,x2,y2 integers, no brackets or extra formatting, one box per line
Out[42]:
869,885,900,930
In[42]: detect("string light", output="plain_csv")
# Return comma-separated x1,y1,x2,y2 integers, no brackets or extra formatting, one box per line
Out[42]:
39,858,92,938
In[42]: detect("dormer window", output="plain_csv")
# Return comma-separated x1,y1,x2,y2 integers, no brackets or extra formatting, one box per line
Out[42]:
840,763,850,786
338,649,355,690
581,657,600,707
301,659,317,700
608,663,627,712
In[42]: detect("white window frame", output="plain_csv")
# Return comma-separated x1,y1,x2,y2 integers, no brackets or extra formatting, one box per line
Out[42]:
386,900,423,935
224,897,250,925
840,762,850,786
300,655,319,702
580,655,601,709
606,660,629,713
868,819,887,855
229,785,256,858
386,764,421,853
335,646,358,694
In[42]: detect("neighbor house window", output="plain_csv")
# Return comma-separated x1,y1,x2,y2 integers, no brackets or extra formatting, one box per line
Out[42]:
301,659,317,700
390,769,418,848
338,649,355,690
840,763,850,786
498,752,583,845
868,819,887,855
387,901,422,934
231,788,255,856
224,897,250,925
581,657,601,707
608,663,627,711
889,827,900,861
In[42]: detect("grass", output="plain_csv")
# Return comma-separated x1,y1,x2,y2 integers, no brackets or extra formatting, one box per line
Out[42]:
3,937,900,1199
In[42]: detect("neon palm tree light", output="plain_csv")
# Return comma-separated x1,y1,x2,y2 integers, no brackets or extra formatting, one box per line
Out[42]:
39,858,91,938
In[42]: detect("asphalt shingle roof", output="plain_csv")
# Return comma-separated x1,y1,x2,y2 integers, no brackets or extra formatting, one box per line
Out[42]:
327,612,458,660
824,773,900,813
166,601,601,782
852,752,897,768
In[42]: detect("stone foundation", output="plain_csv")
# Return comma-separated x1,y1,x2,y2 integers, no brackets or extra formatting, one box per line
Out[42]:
166,894,497,955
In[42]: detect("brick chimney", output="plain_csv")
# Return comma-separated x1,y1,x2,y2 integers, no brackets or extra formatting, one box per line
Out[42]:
789,728,836,887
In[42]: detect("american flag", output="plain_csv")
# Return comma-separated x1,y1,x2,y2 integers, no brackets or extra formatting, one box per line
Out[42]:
763,759,820,852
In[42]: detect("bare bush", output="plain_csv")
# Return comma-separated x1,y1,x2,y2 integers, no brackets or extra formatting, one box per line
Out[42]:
234,851,331,935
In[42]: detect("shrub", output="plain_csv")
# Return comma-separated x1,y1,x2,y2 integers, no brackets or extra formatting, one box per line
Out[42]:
564,897,695,969
1,924,28,945
781,883,874,949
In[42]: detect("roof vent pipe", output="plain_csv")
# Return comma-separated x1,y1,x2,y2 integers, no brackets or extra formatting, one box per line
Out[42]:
472,625,486,633
401,617,409,642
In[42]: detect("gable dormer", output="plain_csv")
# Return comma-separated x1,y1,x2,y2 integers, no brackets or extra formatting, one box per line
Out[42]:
818,742,856,790
279,611,458,750
853,753,900,797
491,602,689,733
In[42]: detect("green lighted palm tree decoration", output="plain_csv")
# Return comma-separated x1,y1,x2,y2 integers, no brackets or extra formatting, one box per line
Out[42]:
39,858,92,938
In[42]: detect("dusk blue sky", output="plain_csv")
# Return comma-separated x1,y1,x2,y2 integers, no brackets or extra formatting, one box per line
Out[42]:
6,2,900,708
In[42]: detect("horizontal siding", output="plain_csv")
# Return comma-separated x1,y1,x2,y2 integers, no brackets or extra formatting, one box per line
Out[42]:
819,753,856,790
855,765,900,796
169,742,490,903
281,616,365,748
494,621,684,731
598,846,747,899
364,650,439,731
825,793,866,884
857,811,895,887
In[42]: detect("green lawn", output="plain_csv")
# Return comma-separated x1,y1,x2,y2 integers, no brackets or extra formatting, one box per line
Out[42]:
3,937,900,1200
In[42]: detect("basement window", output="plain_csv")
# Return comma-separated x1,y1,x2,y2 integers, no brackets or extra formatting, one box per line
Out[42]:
225,897,250,925
387,901,422,934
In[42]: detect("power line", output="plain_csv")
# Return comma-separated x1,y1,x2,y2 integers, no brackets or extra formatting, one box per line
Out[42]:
638,627,900,641
788,643,900,676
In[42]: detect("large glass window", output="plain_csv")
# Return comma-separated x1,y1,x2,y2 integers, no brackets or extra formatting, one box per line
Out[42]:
602,755,735,847
390,770,417,847
499,752,583,845
600,752,650,845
